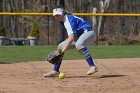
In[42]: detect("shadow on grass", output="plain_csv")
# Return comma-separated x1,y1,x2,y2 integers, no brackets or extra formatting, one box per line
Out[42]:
0,61,10,64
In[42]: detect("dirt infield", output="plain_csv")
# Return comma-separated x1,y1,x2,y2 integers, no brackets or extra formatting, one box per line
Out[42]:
0,58,140,93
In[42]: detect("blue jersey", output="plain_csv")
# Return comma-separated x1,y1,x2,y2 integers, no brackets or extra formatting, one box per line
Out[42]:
63,14,93,37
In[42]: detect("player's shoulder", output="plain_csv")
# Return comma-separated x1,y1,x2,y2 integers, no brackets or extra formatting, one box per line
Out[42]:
65,14,79,21
64,14,74,21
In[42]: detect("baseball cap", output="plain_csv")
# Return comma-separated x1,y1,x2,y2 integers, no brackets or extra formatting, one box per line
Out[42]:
53,8,64,16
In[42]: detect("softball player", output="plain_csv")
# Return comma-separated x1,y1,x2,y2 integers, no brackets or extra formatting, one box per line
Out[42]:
44,8,98,77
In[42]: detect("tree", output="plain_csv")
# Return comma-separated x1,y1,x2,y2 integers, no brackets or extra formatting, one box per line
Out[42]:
0,21,5,36
28,22,39,37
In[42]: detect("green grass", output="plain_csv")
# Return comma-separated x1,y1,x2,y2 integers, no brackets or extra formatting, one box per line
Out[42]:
89,45,140,58
0,45,140,63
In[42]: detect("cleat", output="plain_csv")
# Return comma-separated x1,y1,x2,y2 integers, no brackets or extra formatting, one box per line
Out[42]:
44,70,60,77
87,66,98,75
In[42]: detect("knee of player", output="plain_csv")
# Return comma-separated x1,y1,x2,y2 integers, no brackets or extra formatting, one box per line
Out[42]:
75,42,84,50
57,44,63,50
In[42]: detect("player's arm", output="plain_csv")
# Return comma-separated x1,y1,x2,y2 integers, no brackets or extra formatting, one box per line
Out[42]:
62,33,74,53
62,15,75,53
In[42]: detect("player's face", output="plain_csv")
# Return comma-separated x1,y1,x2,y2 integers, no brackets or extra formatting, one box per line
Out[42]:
54,15,63,22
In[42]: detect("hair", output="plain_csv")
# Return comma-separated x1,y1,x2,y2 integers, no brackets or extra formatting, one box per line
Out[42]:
63,10,72,15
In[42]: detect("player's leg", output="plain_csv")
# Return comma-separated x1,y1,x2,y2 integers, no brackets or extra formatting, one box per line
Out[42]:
75,31,98,75
44,40,75,77
53,40,75,72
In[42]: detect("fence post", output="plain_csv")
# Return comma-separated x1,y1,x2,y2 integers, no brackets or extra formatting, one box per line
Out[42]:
92,7,98,45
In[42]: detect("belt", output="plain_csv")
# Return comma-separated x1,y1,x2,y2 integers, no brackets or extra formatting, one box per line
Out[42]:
83,28,93,32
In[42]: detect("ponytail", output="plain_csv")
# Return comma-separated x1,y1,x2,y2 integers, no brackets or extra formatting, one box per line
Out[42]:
63,9,73,15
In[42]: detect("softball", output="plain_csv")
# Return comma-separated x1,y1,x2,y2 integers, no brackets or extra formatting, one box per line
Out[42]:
59,73,65,79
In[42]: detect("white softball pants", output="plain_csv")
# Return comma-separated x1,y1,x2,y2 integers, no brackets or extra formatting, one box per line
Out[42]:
57,31,96,50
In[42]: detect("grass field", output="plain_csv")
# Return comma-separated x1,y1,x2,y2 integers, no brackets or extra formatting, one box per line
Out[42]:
0,45,140,63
